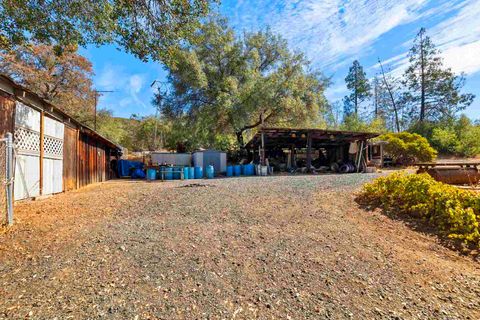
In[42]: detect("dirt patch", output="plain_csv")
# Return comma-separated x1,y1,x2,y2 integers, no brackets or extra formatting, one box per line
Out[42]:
0,175,479,319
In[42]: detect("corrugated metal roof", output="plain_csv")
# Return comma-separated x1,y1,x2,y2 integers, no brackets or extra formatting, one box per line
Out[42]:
245,127,380,148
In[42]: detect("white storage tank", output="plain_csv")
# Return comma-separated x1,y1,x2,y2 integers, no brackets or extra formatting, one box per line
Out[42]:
192,150,227,175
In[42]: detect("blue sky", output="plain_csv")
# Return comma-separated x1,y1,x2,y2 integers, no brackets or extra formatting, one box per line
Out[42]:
83,0,480,120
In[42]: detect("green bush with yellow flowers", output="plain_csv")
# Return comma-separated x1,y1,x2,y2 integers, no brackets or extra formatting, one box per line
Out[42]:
358,172,480,248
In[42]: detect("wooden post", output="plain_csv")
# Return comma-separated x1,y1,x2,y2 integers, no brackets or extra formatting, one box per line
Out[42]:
76,129,80,189
356,141,364,173
260,113,265,166
380,143,384,168
39,111,44,195
306,132,312,172
5,132,14,225
290,144,295,169
365,142,369,163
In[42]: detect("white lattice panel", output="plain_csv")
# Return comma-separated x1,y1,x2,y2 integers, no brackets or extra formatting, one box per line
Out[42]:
14,127,40,156
44,135,64,159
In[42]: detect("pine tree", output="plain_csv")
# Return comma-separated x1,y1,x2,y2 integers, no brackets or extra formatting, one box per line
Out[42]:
343,60,371,116
403,28,474,123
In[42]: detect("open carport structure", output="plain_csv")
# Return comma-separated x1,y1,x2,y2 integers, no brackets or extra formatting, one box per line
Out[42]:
245,127,379,172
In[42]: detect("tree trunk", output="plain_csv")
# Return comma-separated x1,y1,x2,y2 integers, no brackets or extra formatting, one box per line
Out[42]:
420,32,426,122
378,58,401,132
393,106,400,133
235,112,273,150
236,130,245,149
354,64,358,115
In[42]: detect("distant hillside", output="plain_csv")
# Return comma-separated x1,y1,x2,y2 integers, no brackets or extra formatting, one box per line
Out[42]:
96,112,161,152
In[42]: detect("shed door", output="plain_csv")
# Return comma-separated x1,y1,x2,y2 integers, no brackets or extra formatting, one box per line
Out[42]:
14,102,41,200
43,116,64,195
63,126,77,191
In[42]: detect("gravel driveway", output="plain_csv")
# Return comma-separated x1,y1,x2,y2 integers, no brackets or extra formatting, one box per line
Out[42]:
1,174,479,319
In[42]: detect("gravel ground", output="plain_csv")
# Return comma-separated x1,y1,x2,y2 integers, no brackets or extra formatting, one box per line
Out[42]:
0,174,479,319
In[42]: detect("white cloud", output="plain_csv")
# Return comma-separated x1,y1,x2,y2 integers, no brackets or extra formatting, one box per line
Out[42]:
442,42,480,75
325,83,348,101
430,0,480,75
129,74,144,94
119,97,132,108
95,65,149,110
366,0,480,79
229,0,480,78
230,0,432,70
96,64,125,91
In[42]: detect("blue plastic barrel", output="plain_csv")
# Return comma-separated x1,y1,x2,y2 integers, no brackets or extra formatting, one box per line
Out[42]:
164,167,173,180
147,168,157,181
242,164,248,176
245,164,254,176
206,165,214,179
233,165,242,176
173,167,181,180
183,167,190,179
226,165,234,177
194,166,203,179
188,167,195,180
241,164,246,175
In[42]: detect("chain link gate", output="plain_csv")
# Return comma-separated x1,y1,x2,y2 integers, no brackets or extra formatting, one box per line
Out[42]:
0,133,14,226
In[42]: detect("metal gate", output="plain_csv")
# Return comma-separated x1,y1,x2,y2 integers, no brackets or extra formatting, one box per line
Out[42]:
0,133,14,225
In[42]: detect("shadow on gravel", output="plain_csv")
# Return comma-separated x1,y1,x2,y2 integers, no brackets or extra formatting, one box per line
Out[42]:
354,196,479,259
177,183,215,188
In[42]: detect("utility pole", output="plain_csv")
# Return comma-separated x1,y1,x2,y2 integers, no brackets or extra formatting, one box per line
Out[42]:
93,90,114,131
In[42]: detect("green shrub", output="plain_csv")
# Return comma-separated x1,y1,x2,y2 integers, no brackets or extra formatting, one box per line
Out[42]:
358,172,480,247
341,114,387,133
431,127,458,154
410,115,480,158
379,132,437,164
455,126,480,157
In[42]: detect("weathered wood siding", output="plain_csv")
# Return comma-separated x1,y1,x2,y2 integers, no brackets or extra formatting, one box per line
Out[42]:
0,95,15,137
0,75,120,199
63,125,77,191
78,132,110,188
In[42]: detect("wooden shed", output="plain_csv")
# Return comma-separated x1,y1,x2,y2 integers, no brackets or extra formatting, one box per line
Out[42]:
0,74,121,200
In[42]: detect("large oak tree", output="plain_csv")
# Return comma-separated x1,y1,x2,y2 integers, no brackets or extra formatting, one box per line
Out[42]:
0,44,96,124
0,0,214,62
156,18,329,149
